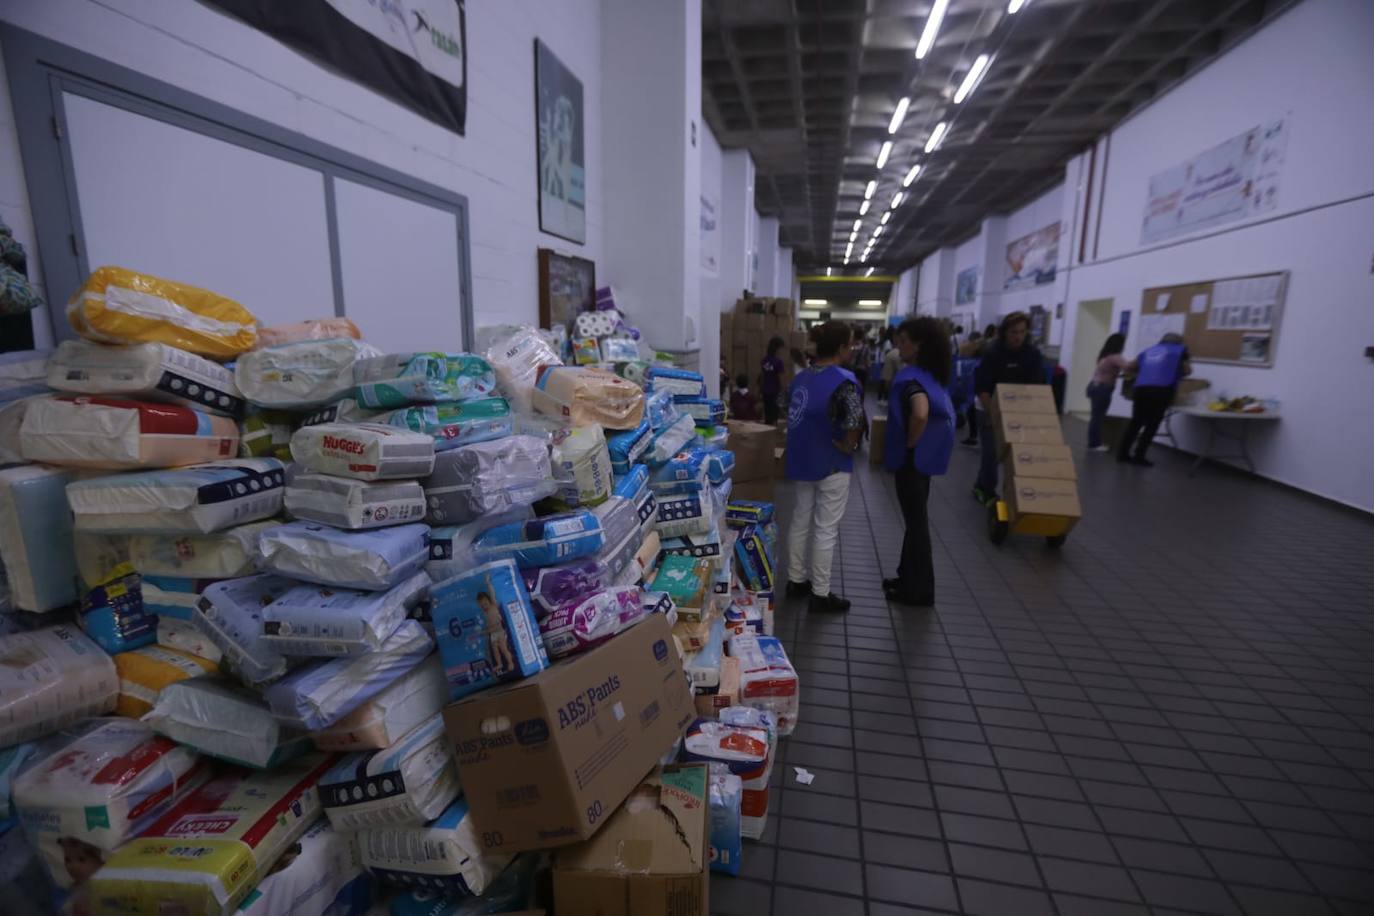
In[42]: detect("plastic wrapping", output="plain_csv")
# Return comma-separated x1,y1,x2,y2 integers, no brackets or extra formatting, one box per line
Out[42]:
258,522,431,592
0,394,43,466
708,763,743,876
0,625,118,746
49,339,244,416
531,366,644,429
605,418,651,475
353,352,497,408
112,644,220,717
646,413,696,467
301,397,386,427
235,337,377,409
656,492,712,539
600,336,639,363
386,855,537,915
145,677,312,769
320,714,460,830
143,576,220,622
291,422,436,480
649,555,711,617
193,575,297,687
0,349,51,404
80,565,155,654
644,388,679,431
430,559,547,701
645,365,707,399
0,464,78,612
311,654,446,752
648,448,709,496
704,447,735,485
357,798,513,895
728,634,798,735
237,408,296,460
127,520,278,578
262,572,429,656
549,424,613,509
676,396,726,426
471,510,604,569
235,817,366,916
572,309,620,339
67,265,258,358
481,326,562,414
423,506,532,583
421,435,554,525
684,614,726,688
384,398,513,451
286,472,427,530
67,459,286,535
681,714,773,840
156,617,224,664
20,395,239,469
253,317,361,348
613,464,658,534
519,517,639,619
0,743,36,821
537,585,645,659
725,499,774,529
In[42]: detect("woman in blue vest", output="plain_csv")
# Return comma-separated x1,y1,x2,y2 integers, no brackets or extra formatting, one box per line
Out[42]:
784,320,864,614
882,318,955,607
1117,332,1191,466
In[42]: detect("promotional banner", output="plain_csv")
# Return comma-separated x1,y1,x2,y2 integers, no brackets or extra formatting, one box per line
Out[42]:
1004,222,1060,291
955,267,978,305
700,194,719,275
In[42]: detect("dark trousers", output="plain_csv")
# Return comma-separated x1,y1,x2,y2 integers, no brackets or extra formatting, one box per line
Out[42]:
1117,385,1172,460
975,412,1000,495
1086,381,1114,448
763,396,779,426
894,467,934,603
964,405,979,441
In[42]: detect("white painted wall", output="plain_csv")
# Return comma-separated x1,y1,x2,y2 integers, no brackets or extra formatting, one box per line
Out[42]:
891,265,918,319
0,0,604,340
754,215,779,298
699,119,723,396
774,246,794,300
718,149,755,309
916,247,956,316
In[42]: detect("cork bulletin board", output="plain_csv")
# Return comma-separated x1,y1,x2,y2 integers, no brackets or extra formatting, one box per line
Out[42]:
1137,270,1287,367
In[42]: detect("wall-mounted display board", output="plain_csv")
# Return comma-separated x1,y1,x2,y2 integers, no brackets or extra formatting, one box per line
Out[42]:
537,248,596,330
1137,271,1287,367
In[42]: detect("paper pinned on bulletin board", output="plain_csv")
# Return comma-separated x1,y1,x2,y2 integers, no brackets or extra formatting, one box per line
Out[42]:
1153,293,1170,312
1138,312,1185,346
1189,294,1209,314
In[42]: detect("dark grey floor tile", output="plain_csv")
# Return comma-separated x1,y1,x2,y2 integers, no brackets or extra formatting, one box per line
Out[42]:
865,864,959,909
1052,893,1151,916
956,877,1057,916
948,842,1042,886
773,817,861,858
774,849,863,895
710,876,772,916
858,774,934,808
770,885,865,916
1202,849,1315,893
939,811,1030,851
933,784,1017,819
1129,869,1244,914
861,800,943,838
1111,836,1214,877
1024,823,1120,864
778,790,858,826
1039,856,1141,901
862,832,949,872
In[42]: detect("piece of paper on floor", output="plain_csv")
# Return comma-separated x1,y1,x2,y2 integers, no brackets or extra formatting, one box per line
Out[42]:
794,767,815,785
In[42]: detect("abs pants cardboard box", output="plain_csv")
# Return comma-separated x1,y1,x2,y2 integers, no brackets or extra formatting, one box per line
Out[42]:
442,614,693,853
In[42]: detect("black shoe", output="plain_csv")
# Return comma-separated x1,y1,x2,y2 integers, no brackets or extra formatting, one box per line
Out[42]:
961,437,978,446
808,592,850,613
1129,456,1155,467
784,580,812,598
882,577,900,591
885,587,934,607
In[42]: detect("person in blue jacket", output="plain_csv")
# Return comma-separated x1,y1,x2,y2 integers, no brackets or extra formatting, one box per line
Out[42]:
882,317,955,607
1118,332,1192,466
783,320,864,614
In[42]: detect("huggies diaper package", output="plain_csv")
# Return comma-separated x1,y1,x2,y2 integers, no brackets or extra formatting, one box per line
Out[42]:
420,435,554,525
261,572,429,656
285,472,426,530
20,396,239,469
111,644,221,718
192,575,298,687
530,366,644,430
0,464,78,612
0,625,119,747
353,352,497,408
356,798,512,895
127,521,279,579
67,459,286,535
537,586,645,660
234,337,375,409
291,422,436,481
145,678,312,769
470,510,604,569
319,714,460,831
48,340,244,416
258,522,431,591
384,398,513,451
310,654,446,752
429,559,546,701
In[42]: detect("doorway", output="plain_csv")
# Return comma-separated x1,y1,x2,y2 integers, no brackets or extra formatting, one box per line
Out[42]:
1067,298,1113,416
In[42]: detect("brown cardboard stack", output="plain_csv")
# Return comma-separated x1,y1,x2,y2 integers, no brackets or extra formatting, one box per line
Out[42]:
992,384,1082,528
726,419,779,502
720,298,800,385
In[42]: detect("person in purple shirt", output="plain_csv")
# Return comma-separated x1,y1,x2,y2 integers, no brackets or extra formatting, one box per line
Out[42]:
759,336,786,425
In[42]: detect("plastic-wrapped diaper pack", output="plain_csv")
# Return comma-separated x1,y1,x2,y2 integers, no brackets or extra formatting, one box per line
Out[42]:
729,634,798,736
550,424,612,509
430,559,547,701
481,326,562,414
645,388,679,431
13,719,207,893
0,626,119,747
645,365,707,399
0,349,51,403
253,317,361,348
656,492,712,539
538,586,645,659
127,520,278,578
605,418,651,475
0,394,43,466
521,509,640,617
660,527,724,565
357,798,513,895
684,614,726,689
236,817,368,916
259,522,431,591
301,397,386,427
353,352,497,408
234,337,376,409
421,435,554,525
20,396,239,468
80,565,155,654
237,408,295,460
726,499,774,529
681,713,773,840
676,397,725,426
142,576,219,622
156,617,223,663
649,448,708,496
48,339,244,416
704,448,735,485
384,398,512,450
262,572,429,656
0,743,36,822
89,753,335,915
67,459,286,534
291,422,436,480
734,522,778,592
650,555,711,619
319,714,460,830
613,464,657,533
311,654,446,751
67,265,258,358
264,621,433,731
531,366,644,429
193,575,297,686
646,413,697,466
471,510,603,569
592,494,640,552
145,678,312,769
112,644,219,717
708,762,743,876
0,465,78,612
423,505,531,583
286,472,426,530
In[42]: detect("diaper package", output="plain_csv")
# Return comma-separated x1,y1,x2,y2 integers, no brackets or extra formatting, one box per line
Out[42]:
645,366,707,400
605,418,651,475
386,857,537,916
592,493,640,551
311,654,446,752
384,398,512,451
676,397,726,426
707,763,743,876
67,459,286,534
0,743,36,821
734,522,779,592
253,317,362,348
353,352,497,408
423,505,532,583
0,394,44,466
646,413,697,466
145,678,312,769
89,754,335,915
645,388,679,431
704,448,735,485
681,715,773,840
656,492,712,539
684,614,726,689
728,634,798,735
301,397,386,427
20,395,239,469
537,586,645,659
357,798,512,895
73,531,131,590
725,499,774,529
650,555,711,619
237,408,296,460
258,522,431,591
80,566,155,654
67,265,258,358
531,366,644,429
471,510,604,569
481,326,562,414
156,618,223,664
286,472,427,530
699,424,728,447
235,817,366,916
613,464,657,533
0,625,118,746
0,349,51,403
0,464,78,612
262,572,429,656
142,576,220,622
549,424,612,509
193,575,297,687
291,422,436,480
48,340,244,417
112,644,219,717
421,435,554,525
320,714,460,831
660,527,724,565
519,515,639,619
127,521,279,579
235,337,376,409
649,448,708,496
724,591,771,639
264,622,433,731
429,559,546,701
631,530,663,584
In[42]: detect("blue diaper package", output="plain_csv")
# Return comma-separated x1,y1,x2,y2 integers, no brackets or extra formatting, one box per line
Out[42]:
645,365,706,400
471,510,604,569
606,419,652,475
734,522,779,592
612,465,657,533
258,521,431,591
646,413,697,467
660,527,723,562
644,388,679,431
648,448,708,496
676,397,725,426
704,448,735,485
698,425,728,447
726,499,774,529
708,762,744,875
79,567,155,654
429,559,547,700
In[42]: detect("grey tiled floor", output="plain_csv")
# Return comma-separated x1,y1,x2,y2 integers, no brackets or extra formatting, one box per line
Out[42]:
712,415,1374,915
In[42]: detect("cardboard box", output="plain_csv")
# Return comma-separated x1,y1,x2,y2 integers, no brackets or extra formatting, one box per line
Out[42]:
727,420,776,482
1006,475,1082,524
994,410,1065,449
993,383,1056,415
553,764,708,916
729,478,775,503
869,415,888,466
1004,443,1076,481
719,311,734,333
442,614,694,853
694,655,739,717
738,313,765,333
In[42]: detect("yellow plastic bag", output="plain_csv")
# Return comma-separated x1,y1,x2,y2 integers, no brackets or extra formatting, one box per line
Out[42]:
68,266,258,359
112,644,219,718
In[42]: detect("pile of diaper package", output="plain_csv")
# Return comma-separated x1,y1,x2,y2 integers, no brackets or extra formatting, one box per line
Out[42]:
0,266,800,913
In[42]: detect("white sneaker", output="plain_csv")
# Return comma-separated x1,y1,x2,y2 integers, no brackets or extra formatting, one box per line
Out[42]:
1088,444,1111,452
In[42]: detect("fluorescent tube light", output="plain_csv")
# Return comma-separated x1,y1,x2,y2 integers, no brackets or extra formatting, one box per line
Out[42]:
859,200,870,215
954,54,992,104
864,180,877,200
925,121,948,153
859,299,883,306
880,212,891,225
876,140,893,170
853,218,862,232
888,97,910,134
825,267,832,276
916,0,950,60
804,299,828,306
873,225,885,238
891,191,905,208
1008,0,1029,12
866,267,876,277
903,164,921,187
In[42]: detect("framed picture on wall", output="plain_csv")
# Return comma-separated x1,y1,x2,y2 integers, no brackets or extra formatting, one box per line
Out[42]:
535,40,586,244
537,248,595,330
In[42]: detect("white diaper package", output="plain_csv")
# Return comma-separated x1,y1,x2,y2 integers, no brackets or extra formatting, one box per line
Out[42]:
262,572,429,656
0,395,45,466
729,634,799,736
12,719,206,892
286,471,427,530
141,575,218,622
264,621,434,731
656,492,713,539
647,413,697,466
193,575,297,687
20,395,239,469
126,520,279,578
0,625,118,746
291,422,436,480
236,817,365,916
155,617,223,664
300,396,386,427
550,424,613,509
144,677,313,769
481,326,563,415
0,349,50,402
0,465,78,612
311,654,445,751
67,458,286,534
357,797,512,895
234,337,376,409
47,339,244,416
259,522,431,592
320,714,460,831
421,435,555,525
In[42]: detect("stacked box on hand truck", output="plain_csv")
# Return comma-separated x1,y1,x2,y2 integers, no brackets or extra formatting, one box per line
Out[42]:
990,384,1081,543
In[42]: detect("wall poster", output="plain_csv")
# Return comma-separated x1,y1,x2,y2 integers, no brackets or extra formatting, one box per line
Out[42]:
700,193,719,275
1004,222,1060,290
1140,117,1287,245
535,40,586,244
955,266,978,305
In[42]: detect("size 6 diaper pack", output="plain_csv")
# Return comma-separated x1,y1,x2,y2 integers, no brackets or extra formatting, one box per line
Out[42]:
20,396,239,469
429,559,547,701
67,459,286,535
48,340,244,416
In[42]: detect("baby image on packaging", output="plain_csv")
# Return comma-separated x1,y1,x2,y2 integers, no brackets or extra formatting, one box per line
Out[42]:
430,559,547,701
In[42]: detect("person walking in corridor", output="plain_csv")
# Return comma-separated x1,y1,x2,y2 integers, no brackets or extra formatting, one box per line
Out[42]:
1086,333,1130,452
1118,332,1191,466
971,311,1046,505
760,336,786,426
784,320,863,614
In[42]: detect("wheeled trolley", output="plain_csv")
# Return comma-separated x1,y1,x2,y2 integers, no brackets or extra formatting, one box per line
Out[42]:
987,499,1072,549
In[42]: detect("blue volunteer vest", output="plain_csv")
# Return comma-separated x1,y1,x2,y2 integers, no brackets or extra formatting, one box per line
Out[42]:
885,365,956,476
785,366,857,481
1135,342,1186,388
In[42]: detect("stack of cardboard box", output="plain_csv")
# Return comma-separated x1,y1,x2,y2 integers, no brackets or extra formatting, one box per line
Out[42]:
720,298,806,385
726,418,781,503
991,383,1082,530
